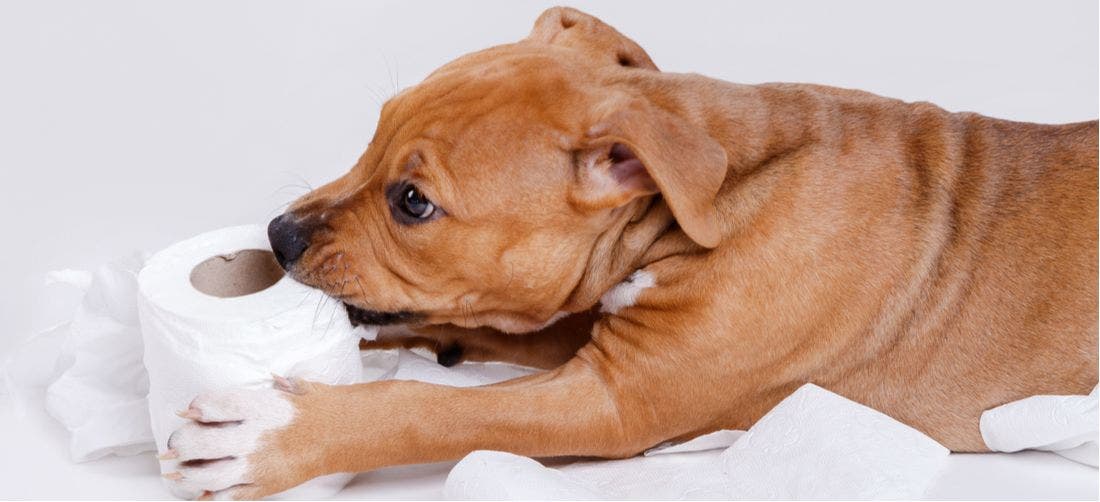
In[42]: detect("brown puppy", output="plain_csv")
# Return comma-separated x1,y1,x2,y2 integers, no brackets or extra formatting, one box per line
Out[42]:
163,7,1098,499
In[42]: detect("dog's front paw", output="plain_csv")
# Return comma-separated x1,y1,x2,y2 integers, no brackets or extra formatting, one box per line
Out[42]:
160,378,328,500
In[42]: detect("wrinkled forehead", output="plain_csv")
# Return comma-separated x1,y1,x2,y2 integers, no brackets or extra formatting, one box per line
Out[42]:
367,44,598,179
392,45,595,134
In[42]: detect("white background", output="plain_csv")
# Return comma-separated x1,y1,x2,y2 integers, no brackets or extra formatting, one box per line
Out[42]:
0,0,1097,498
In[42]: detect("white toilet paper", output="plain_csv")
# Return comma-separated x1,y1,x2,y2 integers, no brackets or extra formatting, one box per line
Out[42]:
980,385,1099,467
379,348,536,387
443,384,950,500
40,254,156,462
644,429,745,456
445,451,606,500
721,384,950,499
137,224,371,499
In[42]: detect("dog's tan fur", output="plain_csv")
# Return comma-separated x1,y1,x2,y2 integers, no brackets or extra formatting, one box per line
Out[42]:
176,8,1098,498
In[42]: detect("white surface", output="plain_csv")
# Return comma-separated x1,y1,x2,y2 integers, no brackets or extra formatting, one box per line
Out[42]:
1,0,1097,499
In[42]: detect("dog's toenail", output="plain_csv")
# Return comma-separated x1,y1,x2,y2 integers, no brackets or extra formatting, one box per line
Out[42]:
272,373,297,393
177,408,202,420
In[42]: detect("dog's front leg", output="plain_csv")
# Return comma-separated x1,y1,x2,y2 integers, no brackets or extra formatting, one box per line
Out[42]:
162,354,649,500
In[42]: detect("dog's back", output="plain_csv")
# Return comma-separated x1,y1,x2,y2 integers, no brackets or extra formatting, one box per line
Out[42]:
903,115,1098,447
759,87,1099,448
652,76,1098,449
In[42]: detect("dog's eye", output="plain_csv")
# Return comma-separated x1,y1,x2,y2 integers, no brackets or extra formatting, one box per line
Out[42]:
386,182,444,225
401,186,435,219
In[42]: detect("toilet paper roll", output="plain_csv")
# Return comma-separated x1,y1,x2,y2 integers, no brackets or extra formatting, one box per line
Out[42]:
138,224,371,499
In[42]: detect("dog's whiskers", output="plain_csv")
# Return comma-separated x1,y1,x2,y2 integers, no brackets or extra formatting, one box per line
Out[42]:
382,52,400,98
352,272,370,311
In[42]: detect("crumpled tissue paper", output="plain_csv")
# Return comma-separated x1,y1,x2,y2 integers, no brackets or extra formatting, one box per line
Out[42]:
37,254,155,462
981,385,1098,467
721,384,950,499
446,451,607,500
444,429,742,500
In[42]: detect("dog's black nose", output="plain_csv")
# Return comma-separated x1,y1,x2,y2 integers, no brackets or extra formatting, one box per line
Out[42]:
268,214,310,270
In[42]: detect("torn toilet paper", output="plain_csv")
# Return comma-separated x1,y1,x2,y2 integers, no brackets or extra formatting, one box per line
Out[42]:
444,383,952,500
981,385,1099,467
446,451,607,500
443,429,740,500
43,254,154,462
644,429,744,456
721,384,950,499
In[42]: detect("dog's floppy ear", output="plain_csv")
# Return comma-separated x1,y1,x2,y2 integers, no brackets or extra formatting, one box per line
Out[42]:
527,7,658,70
571,97,728,248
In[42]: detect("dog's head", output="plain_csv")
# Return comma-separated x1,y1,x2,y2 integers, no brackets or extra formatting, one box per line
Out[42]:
270,7,727,332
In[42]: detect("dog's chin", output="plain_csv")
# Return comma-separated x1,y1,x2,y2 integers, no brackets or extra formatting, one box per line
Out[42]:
343,303,419,327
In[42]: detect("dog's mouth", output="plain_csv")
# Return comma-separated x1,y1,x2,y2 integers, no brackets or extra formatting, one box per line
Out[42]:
343,302,419,327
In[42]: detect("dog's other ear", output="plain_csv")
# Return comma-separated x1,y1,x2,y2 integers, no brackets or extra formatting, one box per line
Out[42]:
571,97,727,248
527,7,658,70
